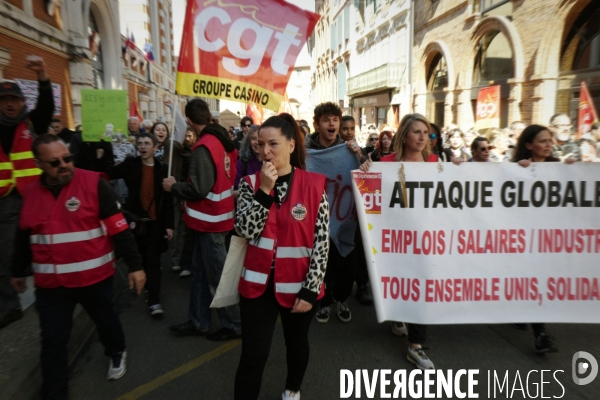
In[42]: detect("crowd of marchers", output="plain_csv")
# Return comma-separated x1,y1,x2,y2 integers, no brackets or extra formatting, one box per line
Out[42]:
0,55,592,400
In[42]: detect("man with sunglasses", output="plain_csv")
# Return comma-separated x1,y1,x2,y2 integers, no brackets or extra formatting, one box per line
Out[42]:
11,134,146,398
234,116,253,149
0,56,55,330
469,137,492,162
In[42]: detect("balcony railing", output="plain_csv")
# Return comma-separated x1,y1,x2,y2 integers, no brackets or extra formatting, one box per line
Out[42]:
347,63,406,96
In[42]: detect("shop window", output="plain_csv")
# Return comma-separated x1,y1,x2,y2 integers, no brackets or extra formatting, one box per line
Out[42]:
480,0,510,14
561,2,600,71
427,53,448,91
473,31,513,84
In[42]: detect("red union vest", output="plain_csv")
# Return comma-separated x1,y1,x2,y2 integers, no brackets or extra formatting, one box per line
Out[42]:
0,121,42,198
184,133,237,232
20,169,116,289
238,169,326,308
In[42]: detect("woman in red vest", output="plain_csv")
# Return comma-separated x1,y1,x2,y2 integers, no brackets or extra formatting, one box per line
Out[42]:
360,113,437,370
234,113,329,400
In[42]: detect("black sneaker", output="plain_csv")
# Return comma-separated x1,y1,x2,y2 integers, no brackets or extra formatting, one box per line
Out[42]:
535,333,558,354
355,283,373,305
336,302,351,322
315,306,330,323
513,323,527,330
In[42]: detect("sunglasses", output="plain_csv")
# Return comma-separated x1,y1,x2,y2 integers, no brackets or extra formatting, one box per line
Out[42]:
429,133,437,140
478,146,493,151
37,154,74,168
243,124,252,128
369,138,378,142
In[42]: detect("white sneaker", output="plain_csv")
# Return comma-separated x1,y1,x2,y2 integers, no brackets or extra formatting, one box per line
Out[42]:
391,321,407,336
282,390,300,400
179,270,191,278
171,265,181,271
107,350,127,380
407,346,434,370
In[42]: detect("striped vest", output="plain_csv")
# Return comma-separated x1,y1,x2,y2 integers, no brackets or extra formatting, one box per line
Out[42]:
20,169,116,288
238,169,326,307
184,134,237,232
0,121,42,198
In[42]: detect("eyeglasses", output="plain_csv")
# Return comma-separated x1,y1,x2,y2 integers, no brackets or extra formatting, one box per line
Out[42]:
37,154,74,168
243,124,252,128
429,133,437,140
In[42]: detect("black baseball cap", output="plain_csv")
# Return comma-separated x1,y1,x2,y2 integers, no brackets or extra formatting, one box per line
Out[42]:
0,82,25,98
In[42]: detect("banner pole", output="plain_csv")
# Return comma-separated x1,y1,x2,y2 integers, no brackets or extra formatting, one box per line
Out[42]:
168,100,176,178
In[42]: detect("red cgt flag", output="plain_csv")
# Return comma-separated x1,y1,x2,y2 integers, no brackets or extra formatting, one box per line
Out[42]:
577,81,598,139
176,0,319,112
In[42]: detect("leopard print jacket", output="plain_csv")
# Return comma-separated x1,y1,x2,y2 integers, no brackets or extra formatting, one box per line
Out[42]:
235,175,329,296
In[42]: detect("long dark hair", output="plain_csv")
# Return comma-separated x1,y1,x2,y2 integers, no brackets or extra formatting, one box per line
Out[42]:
511,124,559,162
259,113,306,170
150,122,170,144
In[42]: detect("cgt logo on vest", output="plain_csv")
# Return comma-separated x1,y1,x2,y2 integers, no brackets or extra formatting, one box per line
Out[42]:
65,196,81,212
291,203,307,221
224,151,231,179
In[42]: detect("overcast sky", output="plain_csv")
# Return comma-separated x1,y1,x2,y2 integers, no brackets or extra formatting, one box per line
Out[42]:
172,0,316,56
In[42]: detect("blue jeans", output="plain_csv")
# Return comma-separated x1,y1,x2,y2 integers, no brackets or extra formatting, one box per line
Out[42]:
189,231,241,332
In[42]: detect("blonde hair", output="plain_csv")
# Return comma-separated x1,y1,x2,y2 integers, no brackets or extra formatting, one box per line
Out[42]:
393,113,431,161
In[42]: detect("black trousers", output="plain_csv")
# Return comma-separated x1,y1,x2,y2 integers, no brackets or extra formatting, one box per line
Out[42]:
407,323,428,344
135,221,162,305
35,277,125,400
234,275,319,399
353,228,369,286
321,241,357,308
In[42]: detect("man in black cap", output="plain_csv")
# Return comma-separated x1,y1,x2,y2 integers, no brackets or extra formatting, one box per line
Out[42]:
0,55,55,329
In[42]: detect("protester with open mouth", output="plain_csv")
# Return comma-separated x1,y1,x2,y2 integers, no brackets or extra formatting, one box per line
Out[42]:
104,132,174,318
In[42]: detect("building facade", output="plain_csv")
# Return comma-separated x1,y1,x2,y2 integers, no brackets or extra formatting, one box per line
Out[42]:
311,0,411,131
413,0,600,130
0,0,124,127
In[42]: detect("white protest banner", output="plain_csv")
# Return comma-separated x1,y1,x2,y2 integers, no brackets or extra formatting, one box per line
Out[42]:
352,162,600,324
14,79,61,116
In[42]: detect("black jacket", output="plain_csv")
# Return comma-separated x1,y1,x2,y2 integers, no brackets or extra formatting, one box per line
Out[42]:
105,157,174,234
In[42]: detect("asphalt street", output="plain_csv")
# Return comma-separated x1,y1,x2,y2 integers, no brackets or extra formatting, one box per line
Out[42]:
68,256,600,400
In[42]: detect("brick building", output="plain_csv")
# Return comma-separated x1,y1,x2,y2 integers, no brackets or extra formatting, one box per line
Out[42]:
0,0,124,128
413,0,600,130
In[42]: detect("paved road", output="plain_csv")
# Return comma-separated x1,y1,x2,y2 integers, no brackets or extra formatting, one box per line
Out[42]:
69,259,600,400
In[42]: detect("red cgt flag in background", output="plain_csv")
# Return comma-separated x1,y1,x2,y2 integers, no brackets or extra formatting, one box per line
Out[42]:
246,103,266,125
129,101,143,122
474,85,500,131
577,81,598,139
176,0,319,112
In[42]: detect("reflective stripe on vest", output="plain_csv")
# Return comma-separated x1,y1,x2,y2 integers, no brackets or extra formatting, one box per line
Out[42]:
185,204,234,223
275,282,303,294
30,227,105,245
249,236,275,251
11,151,35,161
205,188,233,202
32,251,114,275
241,267,269,285
277,246,312,259
13,168,42,178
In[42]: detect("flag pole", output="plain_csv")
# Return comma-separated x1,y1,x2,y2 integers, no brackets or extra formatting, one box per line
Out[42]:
168,99,176,178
